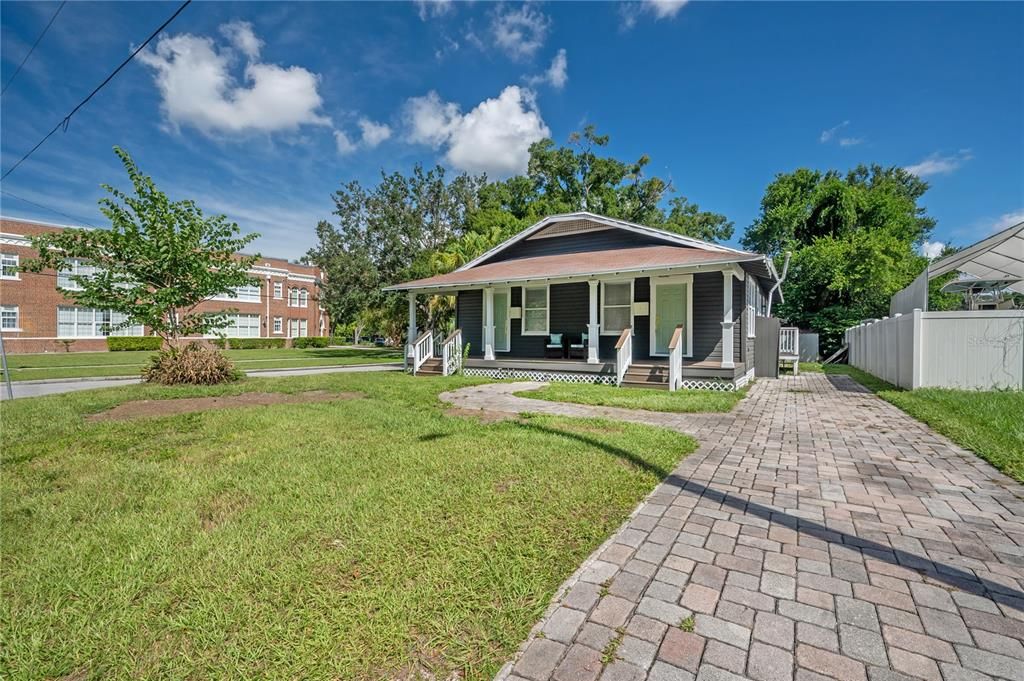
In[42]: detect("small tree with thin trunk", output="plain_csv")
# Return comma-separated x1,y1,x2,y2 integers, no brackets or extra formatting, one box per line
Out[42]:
25,147,260,346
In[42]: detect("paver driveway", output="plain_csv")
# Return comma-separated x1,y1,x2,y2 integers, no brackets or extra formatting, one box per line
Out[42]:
441,374,1024,681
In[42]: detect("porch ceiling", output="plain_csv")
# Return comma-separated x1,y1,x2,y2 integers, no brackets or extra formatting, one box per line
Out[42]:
385,245,764,291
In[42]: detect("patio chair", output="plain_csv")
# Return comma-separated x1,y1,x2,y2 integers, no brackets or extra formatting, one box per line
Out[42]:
568,332,587,360
544,333,565,359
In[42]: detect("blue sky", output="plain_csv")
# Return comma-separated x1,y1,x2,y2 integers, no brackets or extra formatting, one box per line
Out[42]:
1,1,1022,261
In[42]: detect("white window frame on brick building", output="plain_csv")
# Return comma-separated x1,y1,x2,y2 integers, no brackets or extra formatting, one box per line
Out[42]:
273,316,283,334
1,253,19,280
274,281,283,299
1,305,20,331
57,307,144,338
57,259,98,291
212,283,261,303
220,313,261,338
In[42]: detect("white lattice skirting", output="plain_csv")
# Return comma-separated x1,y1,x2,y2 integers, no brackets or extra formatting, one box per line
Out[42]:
463,367,618,385
463,367,747,391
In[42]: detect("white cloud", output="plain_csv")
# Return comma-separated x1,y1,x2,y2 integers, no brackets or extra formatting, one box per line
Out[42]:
904,149,973,178
491,4,551,60
820,120,849,143
138,23,330,136
219,21,263,60
992,210,1024,233
838,137,863,147
334,130,358,155
358,118,392,147
528,49,568,89
415,0,454,21
921,241,945,260
403,85,550,178
620,0,690,29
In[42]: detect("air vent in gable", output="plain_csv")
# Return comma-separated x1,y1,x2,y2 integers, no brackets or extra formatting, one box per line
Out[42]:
526,219,613,240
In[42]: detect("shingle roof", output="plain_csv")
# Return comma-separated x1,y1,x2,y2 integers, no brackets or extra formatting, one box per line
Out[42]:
386,245,763,290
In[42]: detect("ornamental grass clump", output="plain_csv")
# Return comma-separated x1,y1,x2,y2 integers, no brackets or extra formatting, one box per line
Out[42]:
142,343,241,385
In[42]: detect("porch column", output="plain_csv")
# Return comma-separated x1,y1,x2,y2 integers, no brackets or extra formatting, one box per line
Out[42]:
406,290,417,368
587,280,600,363
483,286,495,360
721,271,735,369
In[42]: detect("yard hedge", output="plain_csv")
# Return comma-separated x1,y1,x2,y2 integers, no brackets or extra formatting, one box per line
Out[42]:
219,338,287,350
292,336,330,349
107,336,163,352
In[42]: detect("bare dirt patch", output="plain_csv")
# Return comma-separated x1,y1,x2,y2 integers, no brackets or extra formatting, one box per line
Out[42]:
444,407,517,424
88,390,362,422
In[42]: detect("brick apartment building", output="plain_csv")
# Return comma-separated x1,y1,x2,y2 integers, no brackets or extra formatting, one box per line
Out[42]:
0,217,329,354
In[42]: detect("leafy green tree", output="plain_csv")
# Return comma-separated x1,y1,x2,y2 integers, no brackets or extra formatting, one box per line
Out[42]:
24,147,259,344
661,196,734,242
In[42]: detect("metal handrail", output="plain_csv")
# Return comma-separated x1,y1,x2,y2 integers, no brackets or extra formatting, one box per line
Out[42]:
615,327,632,386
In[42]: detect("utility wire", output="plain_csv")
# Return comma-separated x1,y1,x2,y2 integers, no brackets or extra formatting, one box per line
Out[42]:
0,189,99,227
1,1,67,96
0,0,192,182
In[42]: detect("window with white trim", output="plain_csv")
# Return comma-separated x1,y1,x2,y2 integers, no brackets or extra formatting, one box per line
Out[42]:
745,277,768,337
220,313,261,338
212,283,261,302
288,288,299,307
57,307,144,338
273,316,283,334
601,281,632,335
298,288,309,308
288,318,308,337
1,253,18,279
57,259,98,290
273,282,283,299
522,285,549,335
1,305,19,330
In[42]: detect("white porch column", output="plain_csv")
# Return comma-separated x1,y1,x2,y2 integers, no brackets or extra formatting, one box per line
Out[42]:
587,280,600,363
406,290,417,367
483,286,495,360
721,271,735,369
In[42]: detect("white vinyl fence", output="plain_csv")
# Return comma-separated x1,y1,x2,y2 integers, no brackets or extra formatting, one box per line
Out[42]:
846,310,1024,390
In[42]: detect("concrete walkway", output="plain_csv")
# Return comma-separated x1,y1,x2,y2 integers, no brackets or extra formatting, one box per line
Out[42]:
1,362,402,400
441,376,1024,681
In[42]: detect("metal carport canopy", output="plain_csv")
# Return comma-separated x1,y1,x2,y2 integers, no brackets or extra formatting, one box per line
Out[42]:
928,220,1024,293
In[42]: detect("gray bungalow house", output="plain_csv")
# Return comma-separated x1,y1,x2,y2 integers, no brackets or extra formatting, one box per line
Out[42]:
386,212,781,390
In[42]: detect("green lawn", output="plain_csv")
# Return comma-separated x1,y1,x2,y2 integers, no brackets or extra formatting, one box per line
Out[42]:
806,363,1024,483
2,347,401,381
516,381,749,413
1,372,695,679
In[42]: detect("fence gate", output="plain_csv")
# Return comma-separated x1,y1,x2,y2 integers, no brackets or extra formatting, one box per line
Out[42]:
754,317,781,378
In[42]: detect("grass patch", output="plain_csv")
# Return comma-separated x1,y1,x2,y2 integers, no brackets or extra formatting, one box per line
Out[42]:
1,372,696,679
2,347,401,381
515,381,748,413
817,363,1024,483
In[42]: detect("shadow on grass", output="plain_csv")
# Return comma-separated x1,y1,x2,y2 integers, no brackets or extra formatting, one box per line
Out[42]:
418,432,450,442
516,418,1024,612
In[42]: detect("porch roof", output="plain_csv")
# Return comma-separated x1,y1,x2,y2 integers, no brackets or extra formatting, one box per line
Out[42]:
385,245,765,291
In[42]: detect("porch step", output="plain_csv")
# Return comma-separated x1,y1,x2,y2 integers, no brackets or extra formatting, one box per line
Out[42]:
621,379,670,390
622,362,670,390
415,357,444,376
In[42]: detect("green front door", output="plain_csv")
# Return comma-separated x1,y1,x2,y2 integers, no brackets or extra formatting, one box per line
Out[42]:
653,282,687,355
493,289,510,352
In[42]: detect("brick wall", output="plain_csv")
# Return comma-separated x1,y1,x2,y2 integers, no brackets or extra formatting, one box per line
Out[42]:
0,217,329,353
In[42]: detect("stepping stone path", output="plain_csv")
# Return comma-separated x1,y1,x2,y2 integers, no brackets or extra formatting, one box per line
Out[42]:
440,374,1024,681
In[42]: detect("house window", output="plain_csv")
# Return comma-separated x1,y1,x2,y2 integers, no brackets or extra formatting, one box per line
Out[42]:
220,313,261,338
212,283,261,302
273,316,283,334
299,289,309,308
57,259,98,290
601,281,632,335
288,288,299,307
288,318,308,337
1,305,19,330
521,285,549,335
1,253,18,279
273,282,283,299
57,307,143,338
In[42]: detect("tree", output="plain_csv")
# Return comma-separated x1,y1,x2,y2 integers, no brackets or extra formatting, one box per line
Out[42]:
24,147,259,344
742,164,938,353
661,196,734,242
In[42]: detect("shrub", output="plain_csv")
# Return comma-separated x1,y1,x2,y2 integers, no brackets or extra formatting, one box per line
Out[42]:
107,336,163,352
218,338,286,350
142,342,241,385
292,336,330,349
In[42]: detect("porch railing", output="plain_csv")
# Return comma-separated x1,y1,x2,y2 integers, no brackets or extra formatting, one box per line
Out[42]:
667,324,683,391
441,328,462,376
412,330,434,375
615,327,632,386
780,327,799,358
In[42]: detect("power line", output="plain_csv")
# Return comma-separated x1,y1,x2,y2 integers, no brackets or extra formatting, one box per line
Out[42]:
0,0,192,182
0,189,99,227
1,1,67,96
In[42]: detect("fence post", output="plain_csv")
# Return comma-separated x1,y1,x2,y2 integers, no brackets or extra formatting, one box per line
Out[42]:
911,308,922,389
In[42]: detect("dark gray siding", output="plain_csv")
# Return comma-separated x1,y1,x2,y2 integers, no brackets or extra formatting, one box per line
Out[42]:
691,272,723,362
456,290,483,357
487,229,667,263
507,282,589,357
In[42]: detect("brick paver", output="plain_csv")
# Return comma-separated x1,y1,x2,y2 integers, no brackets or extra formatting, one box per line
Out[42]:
441,374,1024,681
